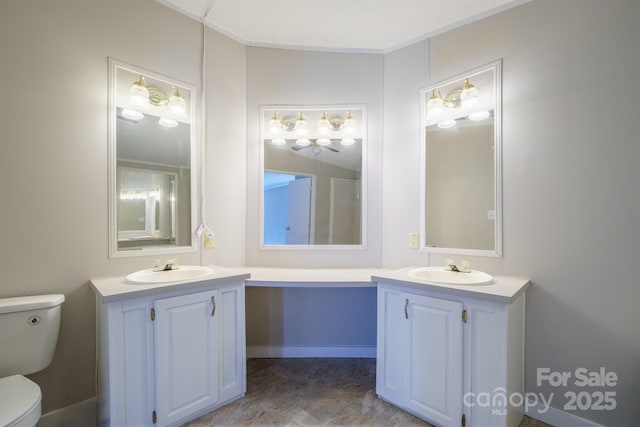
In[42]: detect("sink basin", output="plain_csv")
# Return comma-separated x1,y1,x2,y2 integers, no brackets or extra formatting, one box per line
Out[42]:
408,266,492,285
126,266,214,284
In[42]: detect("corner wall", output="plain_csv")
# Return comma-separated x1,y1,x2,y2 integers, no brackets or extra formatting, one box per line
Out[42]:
0,0,246,413
382,0,640,425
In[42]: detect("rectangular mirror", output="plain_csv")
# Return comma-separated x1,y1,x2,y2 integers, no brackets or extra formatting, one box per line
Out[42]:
419,60,502,257
260,106,366,248
108,59,197,257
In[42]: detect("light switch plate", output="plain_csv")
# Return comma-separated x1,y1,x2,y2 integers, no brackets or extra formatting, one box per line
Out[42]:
204,232,215,249
409,233,419,249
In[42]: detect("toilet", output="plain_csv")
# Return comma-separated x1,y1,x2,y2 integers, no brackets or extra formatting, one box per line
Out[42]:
0,294,65,427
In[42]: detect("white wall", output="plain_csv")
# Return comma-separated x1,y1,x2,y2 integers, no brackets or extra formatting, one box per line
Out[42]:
0,0,246,413
382,0,640,425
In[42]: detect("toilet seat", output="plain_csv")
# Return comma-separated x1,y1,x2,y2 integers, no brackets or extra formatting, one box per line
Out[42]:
0,375,42,427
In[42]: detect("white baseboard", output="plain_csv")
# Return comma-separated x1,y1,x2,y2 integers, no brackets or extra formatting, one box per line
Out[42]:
38,397,96,427
247,345,376,358
525,399,606,427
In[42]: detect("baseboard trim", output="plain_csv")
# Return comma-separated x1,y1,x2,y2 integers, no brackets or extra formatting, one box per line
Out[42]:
38,396,96,427
247,345,376,358
525,399,606,427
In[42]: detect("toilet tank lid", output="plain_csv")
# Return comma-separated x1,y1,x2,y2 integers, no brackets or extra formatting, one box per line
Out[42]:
0,294,65,314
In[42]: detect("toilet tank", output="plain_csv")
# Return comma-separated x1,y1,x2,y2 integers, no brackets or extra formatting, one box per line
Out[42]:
0,294,65,377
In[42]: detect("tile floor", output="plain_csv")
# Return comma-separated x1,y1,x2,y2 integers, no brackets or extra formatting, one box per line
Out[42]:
184,358,553,427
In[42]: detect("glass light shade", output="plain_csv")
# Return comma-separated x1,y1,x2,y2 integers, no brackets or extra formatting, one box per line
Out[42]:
461,79,479,108
437,119,457,129
468,110,490,121
318,112,331,136
168,86,186,117
271,137,286,145
268,112,282,135
130,76,149,107
343,111,356,135
295,113,308,137
427,89,444,117
158,117,178,128
317,138,331,146
296,138,311,146
341,138,356,146
122,108,143,120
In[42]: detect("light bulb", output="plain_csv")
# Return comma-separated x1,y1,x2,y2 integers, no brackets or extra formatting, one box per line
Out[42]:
318,112,331,136
427,89,444,117
468,110,490,121
130,76,149,107
343,111,356,135
341,138,355,146
296,138,310,146
122,108,143,120
295,112,308,137
460,78,479,109
317,138,331,146
437,119,456,129
168,86,186,117
268,112,282,136
271,137,286,146
159,117,178,128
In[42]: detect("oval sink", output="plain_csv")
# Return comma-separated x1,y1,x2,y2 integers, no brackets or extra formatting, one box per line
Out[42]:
408,266,492,285
126,266,214,284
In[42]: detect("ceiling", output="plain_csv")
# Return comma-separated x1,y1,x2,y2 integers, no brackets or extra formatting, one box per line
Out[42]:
157,0,528,52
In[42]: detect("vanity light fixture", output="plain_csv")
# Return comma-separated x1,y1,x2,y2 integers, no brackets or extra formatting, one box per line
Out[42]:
426,89,444,118
294,112,308,137
267,110,358,146
437,119,457,129
460,78,479,108
121,108,144,121
129,76,150,107
343,111,357,135
167,86,186,117
468,110,490,121
158,117,178,128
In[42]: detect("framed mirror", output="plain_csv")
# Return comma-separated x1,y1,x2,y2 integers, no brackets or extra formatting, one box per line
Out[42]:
108,58,197,257
260,105,366,248
419,60,502,257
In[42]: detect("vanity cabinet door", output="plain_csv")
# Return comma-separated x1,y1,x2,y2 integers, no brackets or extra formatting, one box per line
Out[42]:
154,290,220,427
377,284,463,427
219,285,246,402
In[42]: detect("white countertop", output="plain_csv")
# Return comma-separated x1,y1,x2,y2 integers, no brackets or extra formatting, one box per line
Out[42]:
90,266,250,303
91,265,530,304
372,266,530,304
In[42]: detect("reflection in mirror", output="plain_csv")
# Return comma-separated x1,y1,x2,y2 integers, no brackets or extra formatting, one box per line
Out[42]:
108,59,196,257
420,61,502,256
261,106,365,247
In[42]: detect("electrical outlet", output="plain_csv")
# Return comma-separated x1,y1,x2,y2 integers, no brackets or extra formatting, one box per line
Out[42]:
409,233,419,249
204,232,215,249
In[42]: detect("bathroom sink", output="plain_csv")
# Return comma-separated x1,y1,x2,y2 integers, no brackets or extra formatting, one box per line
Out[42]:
408,266,492,285
126,266,214,284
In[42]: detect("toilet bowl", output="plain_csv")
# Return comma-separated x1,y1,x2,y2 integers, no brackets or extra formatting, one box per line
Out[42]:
0,294,65,427
0,375,42,427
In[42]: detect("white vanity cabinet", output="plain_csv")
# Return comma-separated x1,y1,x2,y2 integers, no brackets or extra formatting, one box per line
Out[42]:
94,276,246,427
375,277,527,427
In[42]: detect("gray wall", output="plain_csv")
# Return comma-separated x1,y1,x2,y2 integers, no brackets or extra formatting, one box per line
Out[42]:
0,0,246,413
383,0,640,424
1,0,639,425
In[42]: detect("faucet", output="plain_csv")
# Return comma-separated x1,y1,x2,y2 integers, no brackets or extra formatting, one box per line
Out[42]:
153,259,180,272
445,259,471,273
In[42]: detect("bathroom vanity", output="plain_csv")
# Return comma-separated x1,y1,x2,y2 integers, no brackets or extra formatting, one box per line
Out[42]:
373,268,529,427
92,266,529,427
91,268,249,427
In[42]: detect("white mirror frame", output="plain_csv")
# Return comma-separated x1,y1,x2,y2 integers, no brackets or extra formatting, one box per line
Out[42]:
258,104,368,250
108,58,198,258
419,60,503,257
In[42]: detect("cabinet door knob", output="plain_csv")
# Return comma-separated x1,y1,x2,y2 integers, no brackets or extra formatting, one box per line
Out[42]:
404,298,409,319
211,296,216,317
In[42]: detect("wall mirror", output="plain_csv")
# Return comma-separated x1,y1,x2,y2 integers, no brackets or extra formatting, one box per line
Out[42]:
260,106,366,247
419,60,502,257
108,59,196,257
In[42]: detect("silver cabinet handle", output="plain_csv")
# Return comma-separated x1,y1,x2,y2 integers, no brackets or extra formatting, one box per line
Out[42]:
404,298,409,319
211,296,216,317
